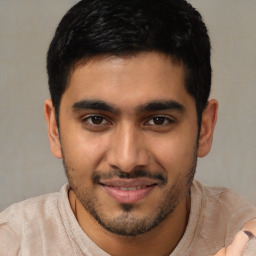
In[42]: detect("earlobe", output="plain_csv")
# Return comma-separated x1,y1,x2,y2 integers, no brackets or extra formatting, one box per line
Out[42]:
197,99,218,158
44,99,63,159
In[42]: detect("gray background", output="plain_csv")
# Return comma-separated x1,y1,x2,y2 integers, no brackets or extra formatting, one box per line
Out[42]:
0,0,255,211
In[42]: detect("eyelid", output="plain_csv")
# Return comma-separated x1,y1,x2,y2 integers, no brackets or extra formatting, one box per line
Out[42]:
82,114,111,126
144,115,176,125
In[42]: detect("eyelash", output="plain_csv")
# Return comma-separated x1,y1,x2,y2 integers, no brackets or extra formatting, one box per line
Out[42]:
81,114,175,131
82,115,111,126
145,115,174,126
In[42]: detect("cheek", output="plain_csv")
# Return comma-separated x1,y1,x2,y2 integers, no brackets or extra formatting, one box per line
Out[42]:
147,131,197,173
61,129,111,173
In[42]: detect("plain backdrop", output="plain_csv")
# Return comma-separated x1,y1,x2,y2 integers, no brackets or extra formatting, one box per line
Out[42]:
0,0,255,211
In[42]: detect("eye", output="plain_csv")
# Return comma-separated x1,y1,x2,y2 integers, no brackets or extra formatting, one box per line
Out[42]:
146,116,174,126
83,115,109,126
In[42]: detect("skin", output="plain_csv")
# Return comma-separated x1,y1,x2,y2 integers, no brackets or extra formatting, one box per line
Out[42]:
213,220,256,256
45,52,219,255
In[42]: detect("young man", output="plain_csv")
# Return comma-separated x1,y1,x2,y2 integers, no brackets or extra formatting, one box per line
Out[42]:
0,0,255,255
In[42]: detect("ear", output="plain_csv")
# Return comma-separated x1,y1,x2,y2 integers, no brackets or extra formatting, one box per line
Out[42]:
44,99,63,159
197,99,218,157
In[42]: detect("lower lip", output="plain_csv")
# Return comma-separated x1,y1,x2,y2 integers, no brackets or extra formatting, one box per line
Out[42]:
102,185,155,204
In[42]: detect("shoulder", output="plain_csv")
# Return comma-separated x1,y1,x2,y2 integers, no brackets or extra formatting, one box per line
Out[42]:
0,222,20,255
0,190,59,226
0,185,68,252
193,180,256,245
193,180,256,217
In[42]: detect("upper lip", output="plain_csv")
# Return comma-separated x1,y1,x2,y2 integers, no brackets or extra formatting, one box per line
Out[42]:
100,178,158,188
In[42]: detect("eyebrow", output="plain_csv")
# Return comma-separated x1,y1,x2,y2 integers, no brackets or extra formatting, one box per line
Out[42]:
72,99,120,114
137,100,185,113
72,99,185,114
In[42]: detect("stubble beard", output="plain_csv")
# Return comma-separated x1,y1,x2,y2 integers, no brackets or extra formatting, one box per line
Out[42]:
63,154,197,237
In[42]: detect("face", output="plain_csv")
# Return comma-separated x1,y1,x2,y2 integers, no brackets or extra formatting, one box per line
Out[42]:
46,52,214,237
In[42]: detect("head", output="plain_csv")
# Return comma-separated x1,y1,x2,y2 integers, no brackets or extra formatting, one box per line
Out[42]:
47,0,211,127
45,0,217,238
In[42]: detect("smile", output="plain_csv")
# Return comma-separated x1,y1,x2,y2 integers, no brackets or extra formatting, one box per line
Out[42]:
100,179,157,204
119,186,148,191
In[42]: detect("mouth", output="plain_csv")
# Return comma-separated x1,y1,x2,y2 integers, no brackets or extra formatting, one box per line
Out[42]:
100,179,158,204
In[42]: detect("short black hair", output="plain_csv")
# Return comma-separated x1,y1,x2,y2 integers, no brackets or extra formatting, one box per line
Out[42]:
47,0,211,126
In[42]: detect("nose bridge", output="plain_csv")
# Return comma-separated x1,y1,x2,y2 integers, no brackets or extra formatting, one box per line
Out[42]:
107,122,148,172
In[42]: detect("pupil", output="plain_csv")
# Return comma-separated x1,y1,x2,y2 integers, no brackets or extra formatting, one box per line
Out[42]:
153,117,165,125
92,116,103,124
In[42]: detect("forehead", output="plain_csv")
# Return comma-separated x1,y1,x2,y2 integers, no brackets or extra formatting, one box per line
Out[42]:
62,52,193,111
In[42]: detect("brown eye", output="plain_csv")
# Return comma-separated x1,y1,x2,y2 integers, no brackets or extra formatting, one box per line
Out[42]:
147,116,172,126
152,117,166,125
84,115,107,125
90,116,104,124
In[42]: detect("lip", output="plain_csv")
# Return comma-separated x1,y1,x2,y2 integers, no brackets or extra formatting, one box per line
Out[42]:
100,178,158,204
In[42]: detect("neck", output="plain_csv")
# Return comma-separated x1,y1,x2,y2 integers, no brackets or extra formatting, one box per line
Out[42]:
69,190,190,256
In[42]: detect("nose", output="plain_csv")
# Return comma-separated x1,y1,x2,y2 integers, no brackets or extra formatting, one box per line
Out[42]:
106,123,149,173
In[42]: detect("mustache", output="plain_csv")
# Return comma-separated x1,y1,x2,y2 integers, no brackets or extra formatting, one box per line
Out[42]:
92,169,167,186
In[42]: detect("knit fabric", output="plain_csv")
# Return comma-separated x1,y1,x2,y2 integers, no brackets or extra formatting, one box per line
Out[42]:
0,180,255,256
